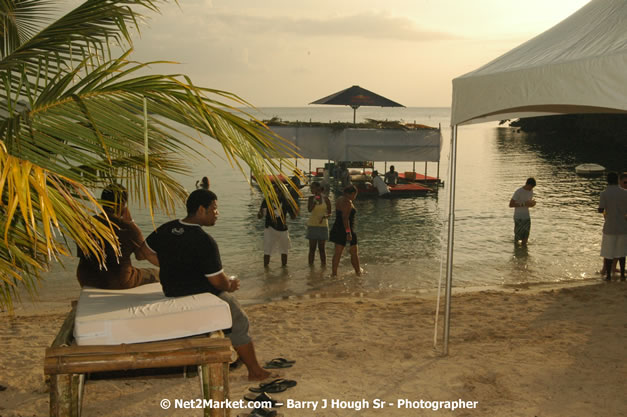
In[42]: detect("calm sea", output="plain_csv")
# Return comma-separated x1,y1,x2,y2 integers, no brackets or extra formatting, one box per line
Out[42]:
30,107,624,308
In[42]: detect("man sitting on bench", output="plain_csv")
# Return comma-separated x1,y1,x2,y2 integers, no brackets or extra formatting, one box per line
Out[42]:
145,189,272,381
76,184,159,289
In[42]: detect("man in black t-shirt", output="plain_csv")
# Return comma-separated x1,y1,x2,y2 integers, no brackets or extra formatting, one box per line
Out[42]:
146,189,271,381
257,187,297,267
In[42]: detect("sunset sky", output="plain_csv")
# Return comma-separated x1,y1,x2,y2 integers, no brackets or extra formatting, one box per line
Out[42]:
124,0,591,107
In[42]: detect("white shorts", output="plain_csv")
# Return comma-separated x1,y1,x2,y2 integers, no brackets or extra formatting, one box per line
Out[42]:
264,228,290,255
600,233,627,259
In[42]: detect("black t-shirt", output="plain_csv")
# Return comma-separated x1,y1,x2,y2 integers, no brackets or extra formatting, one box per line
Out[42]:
261,198,294,231
145,220,222,297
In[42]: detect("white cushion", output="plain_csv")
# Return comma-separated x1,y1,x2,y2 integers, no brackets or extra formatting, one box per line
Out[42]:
73,283,232,345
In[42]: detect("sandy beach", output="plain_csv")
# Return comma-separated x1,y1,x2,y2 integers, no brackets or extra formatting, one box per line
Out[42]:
1,280,626,417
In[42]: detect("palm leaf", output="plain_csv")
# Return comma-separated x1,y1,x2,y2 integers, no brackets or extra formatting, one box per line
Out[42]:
0,142,120,310
0,0,301,310
4,54,299,208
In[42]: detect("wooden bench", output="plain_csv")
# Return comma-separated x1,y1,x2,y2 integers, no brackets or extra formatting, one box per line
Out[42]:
44,307,232,417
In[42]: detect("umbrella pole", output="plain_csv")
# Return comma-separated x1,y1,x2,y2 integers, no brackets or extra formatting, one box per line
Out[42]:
353,107,356,124
443,125,458,356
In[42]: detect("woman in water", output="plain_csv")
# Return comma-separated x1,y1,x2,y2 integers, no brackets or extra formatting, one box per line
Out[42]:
329,185,361,276
306,182,332,265
196,176,210,190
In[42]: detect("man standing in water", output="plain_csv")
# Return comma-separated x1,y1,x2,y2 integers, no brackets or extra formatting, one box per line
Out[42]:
371,170,391,197
598,172,627,281
509,177,536,245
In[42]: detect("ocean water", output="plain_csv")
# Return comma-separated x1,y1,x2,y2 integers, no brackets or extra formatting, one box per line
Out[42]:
33,107,623,306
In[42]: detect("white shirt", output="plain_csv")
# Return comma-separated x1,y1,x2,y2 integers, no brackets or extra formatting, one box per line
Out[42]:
372,176,390,196
512,187,534,219
599,185,627,235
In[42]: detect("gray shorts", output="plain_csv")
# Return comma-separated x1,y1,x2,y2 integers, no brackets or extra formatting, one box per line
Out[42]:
514,218,531,241
306,226,329,241
218,292,251,347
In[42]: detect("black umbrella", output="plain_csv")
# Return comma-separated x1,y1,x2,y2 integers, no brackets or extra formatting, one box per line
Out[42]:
310,85,405,124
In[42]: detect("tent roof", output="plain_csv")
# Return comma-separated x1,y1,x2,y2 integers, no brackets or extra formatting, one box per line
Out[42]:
451,0,627,125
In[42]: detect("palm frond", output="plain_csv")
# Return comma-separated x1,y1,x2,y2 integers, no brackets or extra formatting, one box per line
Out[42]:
3,55,299,210
0,0,160,107
0,0,301,310
0,0,57,56
0,142,119,310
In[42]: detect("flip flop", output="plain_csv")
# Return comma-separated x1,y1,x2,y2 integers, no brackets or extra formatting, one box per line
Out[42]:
263,358,295,369
243,392,282,408
230,359,243,370
270,357,295,364
249,378,297,393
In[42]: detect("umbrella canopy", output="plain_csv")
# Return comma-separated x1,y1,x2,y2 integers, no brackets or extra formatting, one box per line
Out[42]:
310,85,405,123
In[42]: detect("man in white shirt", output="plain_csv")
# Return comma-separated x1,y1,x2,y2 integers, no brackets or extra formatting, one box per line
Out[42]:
371,170,391,197
598,172,627,281
509,177,536,246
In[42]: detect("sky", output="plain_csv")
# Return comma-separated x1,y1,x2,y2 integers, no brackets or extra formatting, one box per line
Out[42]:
117,0,589,107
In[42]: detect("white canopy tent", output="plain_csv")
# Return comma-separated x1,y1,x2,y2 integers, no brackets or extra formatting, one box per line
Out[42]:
444,0,627,353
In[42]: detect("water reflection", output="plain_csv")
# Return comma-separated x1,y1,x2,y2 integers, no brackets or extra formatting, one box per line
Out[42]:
508,244,531,285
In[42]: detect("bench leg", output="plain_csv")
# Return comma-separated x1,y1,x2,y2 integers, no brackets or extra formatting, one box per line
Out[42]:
76,374,85,417
49,374,81,417
223,362,230,416
200,363,229,417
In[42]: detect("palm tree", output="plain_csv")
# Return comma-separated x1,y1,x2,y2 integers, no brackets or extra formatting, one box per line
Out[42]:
0,0,297,310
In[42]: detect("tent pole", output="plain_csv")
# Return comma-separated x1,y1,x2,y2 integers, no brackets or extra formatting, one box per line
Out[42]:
443,125,458,356
437,124,442,185
424,161,428,181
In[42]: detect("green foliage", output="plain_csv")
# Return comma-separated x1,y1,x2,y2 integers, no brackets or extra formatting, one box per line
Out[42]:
0,0,297,310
